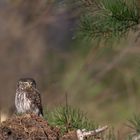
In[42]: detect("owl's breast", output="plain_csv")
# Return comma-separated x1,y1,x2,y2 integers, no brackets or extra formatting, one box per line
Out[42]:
15,91,31,113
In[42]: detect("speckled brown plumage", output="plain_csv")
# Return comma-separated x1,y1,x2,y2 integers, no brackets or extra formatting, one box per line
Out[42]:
15,78,43,116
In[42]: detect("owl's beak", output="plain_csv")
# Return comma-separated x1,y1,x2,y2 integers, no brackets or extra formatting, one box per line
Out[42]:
27,82,32,88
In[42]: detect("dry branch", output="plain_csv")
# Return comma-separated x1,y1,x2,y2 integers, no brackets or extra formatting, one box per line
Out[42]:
77,125,108,140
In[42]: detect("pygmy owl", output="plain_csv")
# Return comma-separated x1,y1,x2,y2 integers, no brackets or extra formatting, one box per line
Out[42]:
15,78,43,116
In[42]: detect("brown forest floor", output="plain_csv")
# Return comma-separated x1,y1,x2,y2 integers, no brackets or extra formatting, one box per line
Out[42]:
0,114,59,140
0,114,79,140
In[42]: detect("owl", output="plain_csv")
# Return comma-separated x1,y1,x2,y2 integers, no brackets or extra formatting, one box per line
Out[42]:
15,78,43,116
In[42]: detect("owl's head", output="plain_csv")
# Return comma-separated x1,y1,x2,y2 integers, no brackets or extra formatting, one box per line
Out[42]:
17,78,36,90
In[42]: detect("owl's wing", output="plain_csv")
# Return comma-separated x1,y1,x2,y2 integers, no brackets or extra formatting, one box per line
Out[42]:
34,89,43,116
27,89,43,116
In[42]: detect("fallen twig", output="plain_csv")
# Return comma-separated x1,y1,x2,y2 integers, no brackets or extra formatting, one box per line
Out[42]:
77,125,108,140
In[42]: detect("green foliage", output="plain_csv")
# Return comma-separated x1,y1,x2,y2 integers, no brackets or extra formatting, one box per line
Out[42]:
44,107,140,139
45,105,97,134
78,0,140,40
128,114,140,133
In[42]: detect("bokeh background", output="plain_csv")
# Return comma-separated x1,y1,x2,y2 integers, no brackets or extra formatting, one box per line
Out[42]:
0,0,140,138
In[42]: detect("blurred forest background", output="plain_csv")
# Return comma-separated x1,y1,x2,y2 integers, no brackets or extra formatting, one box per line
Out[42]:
1,0,140,138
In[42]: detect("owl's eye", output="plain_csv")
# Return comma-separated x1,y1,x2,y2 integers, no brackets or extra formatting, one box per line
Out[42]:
31,82,36,87
18,81,22,86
